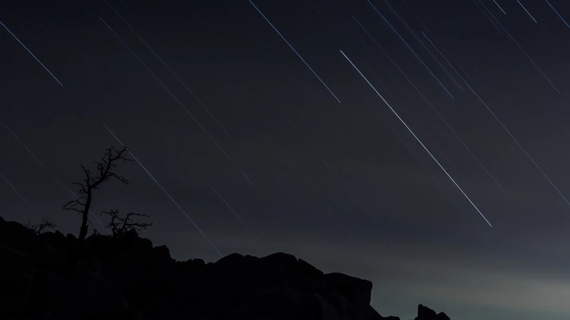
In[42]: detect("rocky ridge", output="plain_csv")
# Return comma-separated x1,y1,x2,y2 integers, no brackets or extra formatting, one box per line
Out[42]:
0,216,450,320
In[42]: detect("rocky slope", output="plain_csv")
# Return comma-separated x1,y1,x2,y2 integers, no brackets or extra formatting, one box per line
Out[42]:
0,216,450,320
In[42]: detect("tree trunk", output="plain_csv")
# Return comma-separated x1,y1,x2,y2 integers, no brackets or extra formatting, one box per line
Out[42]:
73,191,92,272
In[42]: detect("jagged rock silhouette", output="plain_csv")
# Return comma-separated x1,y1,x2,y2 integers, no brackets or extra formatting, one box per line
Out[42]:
416,304,450,320
0,216,450,320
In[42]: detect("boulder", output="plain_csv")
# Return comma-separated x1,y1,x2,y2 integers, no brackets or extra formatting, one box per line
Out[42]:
416,304,450,320
324,272,373,308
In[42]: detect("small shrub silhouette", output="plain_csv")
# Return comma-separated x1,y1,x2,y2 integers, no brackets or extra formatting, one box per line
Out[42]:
101,209,152,238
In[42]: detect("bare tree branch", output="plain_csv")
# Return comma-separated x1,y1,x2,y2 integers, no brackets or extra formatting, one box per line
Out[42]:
26,216,57,236
62,146,132,269
101,209,152,238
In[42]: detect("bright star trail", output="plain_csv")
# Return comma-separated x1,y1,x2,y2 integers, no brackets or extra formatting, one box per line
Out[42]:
103,124,223,257
7,1,570,319
0,20,63,86
516,0,538,23
546,0,570,29
352,82,468,214
341,50,492,227
353,17,506,193
99,17,253,185
493,0,507,15
249,0,341,103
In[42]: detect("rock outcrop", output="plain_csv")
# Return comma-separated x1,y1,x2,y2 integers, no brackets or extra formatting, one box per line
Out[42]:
0,216,450,320
415,304,450,320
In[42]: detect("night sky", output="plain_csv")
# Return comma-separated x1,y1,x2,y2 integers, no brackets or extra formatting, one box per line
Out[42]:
2,0,570,319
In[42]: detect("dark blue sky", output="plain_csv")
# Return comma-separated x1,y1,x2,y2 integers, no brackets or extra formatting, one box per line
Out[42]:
2,0,570,319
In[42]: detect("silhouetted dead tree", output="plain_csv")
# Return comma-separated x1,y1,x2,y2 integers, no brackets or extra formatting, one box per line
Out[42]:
62,146,131,262
26,216,57,236
101,209,152,238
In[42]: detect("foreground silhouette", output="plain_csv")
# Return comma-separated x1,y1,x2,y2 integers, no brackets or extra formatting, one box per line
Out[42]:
0,216,450,320
62,146,133,270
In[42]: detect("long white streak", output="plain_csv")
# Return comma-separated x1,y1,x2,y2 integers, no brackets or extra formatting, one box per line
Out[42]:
545,0,570,29
0,121,107,229
99,17,253,185
495,19,560,94
249,0,341,103
103,124,223,257
206,181,269,254
356,84,472,238
0,21,63,86
367,1,455,100
341,50,492,227
1,174,35,211
362,101,467,216
103,1,230,136
353,18,506,193
355,82,470,228
493,0,507,14
516,0,538,23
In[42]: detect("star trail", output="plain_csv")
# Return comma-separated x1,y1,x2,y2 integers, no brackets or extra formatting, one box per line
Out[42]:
0,20,63,86
341,49,492,227
3,1,570,319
